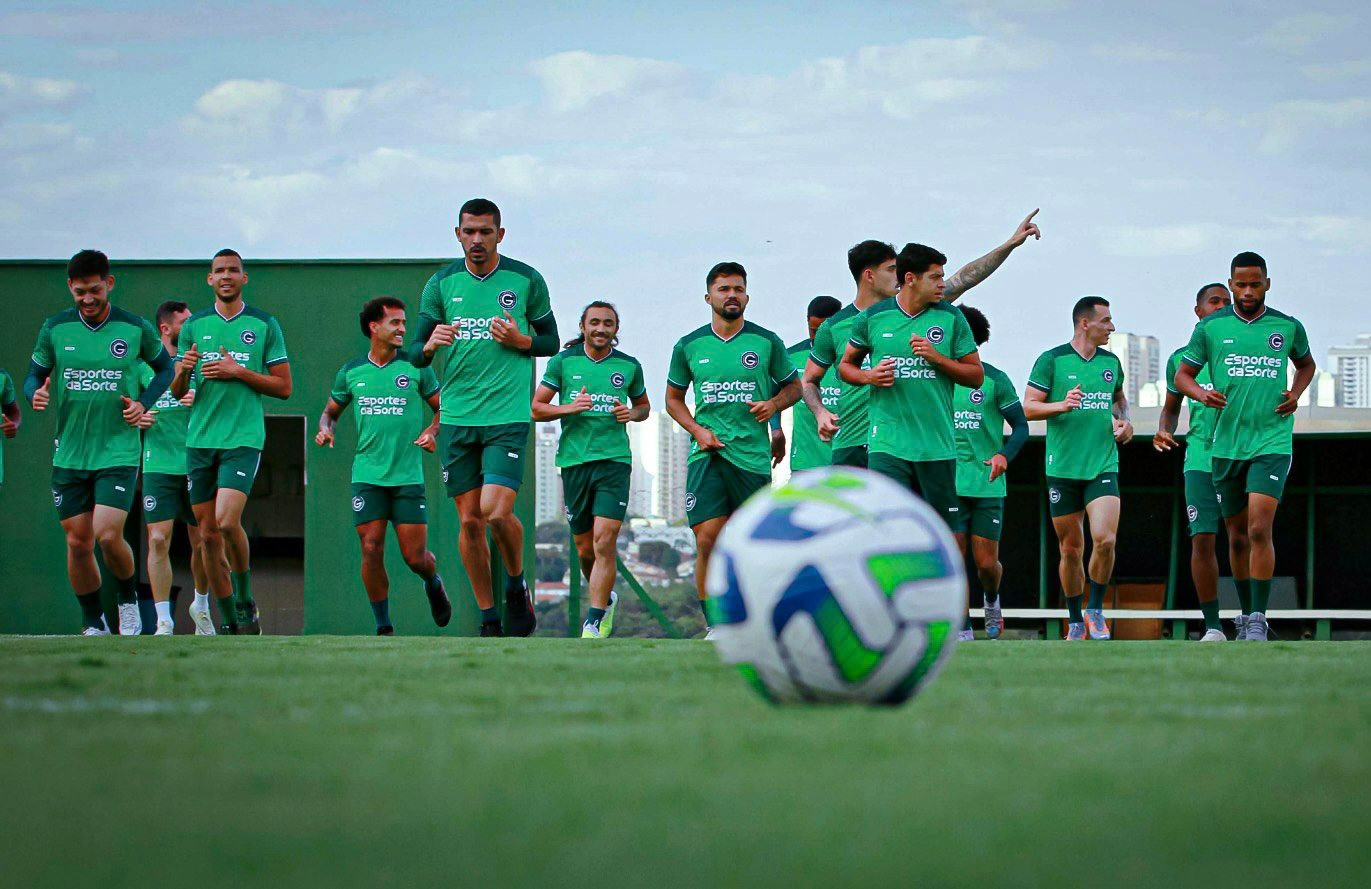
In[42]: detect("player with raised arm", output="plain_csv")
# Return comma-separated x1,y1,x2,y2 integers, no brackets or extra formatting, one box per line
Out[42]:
784,296,842,472
171,248,292,635
805,212,1041,467
408,198,559,637
137,301,220,635
1154,284,1234,642
951,306,1029,641
24,250,175,635
316,297,451,636
532,302,650,638
838,244,983,527
1,368,19,493
1024,297,1133,641
1174,252,1315,642
666,262,801,637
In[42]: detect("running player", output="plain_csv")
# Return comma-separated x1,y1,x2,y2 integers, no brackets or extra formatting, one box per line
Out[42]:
1,368,19,493
316,297,451,636
951,306,1028,641
409,198,559,637
805,211,1042,467
533,301,650,639
838,244,983,527
1154,283,1233,642
784,296,842,472
666,262,800,636
24,250,174,635
171,248,292,635
137,300,219,635
1174,252,1315,642
1024,297,1132,641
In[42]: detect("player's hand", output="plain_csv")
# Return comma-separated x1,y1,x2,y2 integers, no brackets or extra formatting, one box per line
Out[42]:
413,430,437,453
909,334,942,363
1008,209,1042,247
693,427,725,451
984,453,1009,482
1113,418,1134,444
425,323,458,355
1061,385,1083,412
815,408,840,442
1153,430,1178,452
201,345,243,380
120,395,146,427
867,358,897,387
1275,390,1299,416
31,378,50,411
611,399,632,423
315,428,335,448
179,389,196,407
567,386,593,414
179,345,201,374
491,311,532,350
747,399,777,424
770,428,786,467
137,409,157,430
1200,388,1227,409
1,415,16,439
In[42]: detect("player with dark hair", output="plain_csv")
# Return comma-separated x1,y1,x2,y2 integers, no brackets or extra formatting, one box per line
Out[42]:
171,248,292,634
317,297,450,635
409,199,559,637
1154,283,1234,641
666,262,801,637
1025,296,1132,641
533,301,650,638
0,367,19,493
25,250,175,635
951,305,1028,641
781,295,843,472
1174,252,1315,642
806,212,1041,468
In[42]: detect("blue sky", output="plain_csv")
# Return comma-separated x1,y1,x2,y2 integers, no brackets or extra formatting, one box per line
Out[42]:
3,0,1368,389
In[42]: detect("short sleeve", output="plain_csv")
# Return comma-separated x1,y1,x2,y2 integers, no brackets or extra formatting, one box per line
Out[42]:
1027,351,1054,393
140,318,165,363
31,321,54,369
264,317,289,366
527,269,553,322
627,359,647,398
1113,360,1125,395
849,310,871,350
993,368,1019,411
330,365,353,407
1182,323,1209,369
540,352,564,391
810,319,836,368
419,273,443,320
666,340,691,389
1,372,15,407
950,310,977,359
1165,352,1182,396
419,366,440,398
768,332,797,384
1291,319,1311,360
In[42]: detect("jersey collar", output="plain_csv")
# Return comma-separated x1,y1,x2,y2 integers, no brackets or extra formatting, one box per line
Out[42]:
464,256,502,282
366,353,396,369
215,300,246,323
1069,342,1100,362
79,306,112,331
582,344,611,363
1233,306,1267,324
710,319,745,342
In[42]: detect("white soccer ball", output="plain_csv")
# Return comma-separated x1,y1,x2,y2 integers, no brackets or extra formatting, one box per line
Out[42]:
706,467,966,705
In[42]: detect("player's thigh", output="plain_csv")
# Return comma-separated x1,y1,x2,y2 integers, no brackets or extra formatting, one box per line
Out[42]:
478,423,530,493
719,459,769,514
1210,458,1250,520
685,456,730,526
867,452,915,490
1050,510,1085,551
831,444,869,469
1245,492,1280,535
351,483,394,527
1184,470,1221,537
1046,476,1085,518
439,424,483,498
911,460,958,525
560,463,597,537
215,486,249,529
1083,492,1121,541
185,447,220,507
91,503,131,543
590,515,624,553
355,518,388,551
1245,454,1292,505
58,509,95,547
690,514,729,551
967,497,1005,542
970,534,1000,567
142,472,187,526
215,447,261,497
392,521,429,560
479,479,518,521
51,467,96,522
590,461,631,524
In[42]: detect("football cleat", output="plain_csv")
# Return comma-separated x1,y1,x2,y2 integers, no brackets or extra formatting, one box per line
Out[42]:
479,619,504,638
154,619,175,636
1234,615,1248,641
188,600,217,635
1198,628,1226,642
984,598,1003,640
376,625,394,636
426,574,452,628
237,601,262,636
1066,621,1086,641
581,621,603,639
117,602,142,636
598,591,619,638
1084,608,1111,640
703,626,717,641
80,617,112,636
957,629,975,642
1245,612,1269,641
503,586,536,637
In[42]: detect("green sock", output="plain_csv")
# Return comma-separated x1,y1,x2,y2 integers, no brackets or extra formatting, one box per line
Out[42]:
369,598,391,630
586,607,606,628
232,570,253,607
1087,579,1107,611
480,607,500,624
1199,599,1221,631
115,573,137,606
963,615,974,631
216,595,237,627
76,590,105,628
1066,594,1084,623
1234,578,1252,615
1251,578,1272,614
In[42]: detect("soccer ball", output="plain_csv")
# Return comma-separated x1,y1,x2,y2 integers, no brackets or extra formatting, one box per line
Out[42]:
706,467,965,705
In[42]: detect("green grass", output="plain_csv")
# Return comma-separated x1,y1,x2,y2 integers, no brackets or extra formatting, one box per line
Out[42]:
2,637,1369,888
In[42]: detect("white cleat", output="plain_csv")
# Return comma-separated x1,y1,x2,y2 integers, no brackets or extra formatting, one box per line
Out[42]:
188,602,217,636
958,629,975,642
117,602,142,636
154,619,175,636
580,621,602,639
1199,628,1226,642
703,627,717,641
80,617,112,636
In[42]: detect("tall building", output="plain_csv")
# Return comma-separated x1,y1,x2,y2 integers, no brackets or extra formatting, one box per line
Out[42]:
628,455,655,518
534,423,564,526
1108,332,1160,406
654,411,692,523
1329,334,1371,408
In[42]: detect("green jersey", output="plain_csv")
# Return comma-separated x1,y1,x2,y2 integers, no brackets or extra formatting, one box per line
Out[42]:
0,370,15,485
1028,344,1124,480
1165,347,1216,473
418,256,553,426
954,363,1020,497
786,338,838,471
848,298,977,462
1181,305,1310,460
177,303,289,450
667,320,797,476
138,361,193,475
809,302,872,452
31,306,166,471
330,355,440,487
540,346,646,469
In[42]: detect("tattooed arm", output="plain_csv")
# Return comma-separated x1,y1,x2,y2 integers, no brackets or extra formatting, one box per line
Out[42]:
943,209,1042,301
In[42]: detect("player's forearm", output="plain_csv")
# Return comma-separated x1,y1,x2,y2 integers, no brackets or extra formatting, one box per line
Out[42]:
943,241,1016,301
1172,365,1209,403
523,314,560,357
318,411,337,438
409,316,439,367
22,360,50,403
241,366,292,400
1113,394,1131,423
1021,396,1062,421
1289,362,1317,400
837,360,867,387
629,404,650,422
664,394,702,437
138,352,175,410
2,403,20,433
937,358,984,389
771,379,802,412
1000,403,1028,462
800,369,829,415
530,400,569,421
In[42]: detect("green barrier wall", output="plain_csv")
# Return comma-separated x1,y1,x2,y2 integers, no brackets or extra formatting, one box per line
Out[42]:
0,259,536,635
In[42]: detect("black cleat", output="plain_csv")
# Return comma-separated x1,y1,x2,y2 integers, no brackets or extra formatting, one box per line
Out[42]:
218,623,239,636
479,619,504,637
503,586,537,638
237,601,262,636
376,625,395,636
426,574,452,628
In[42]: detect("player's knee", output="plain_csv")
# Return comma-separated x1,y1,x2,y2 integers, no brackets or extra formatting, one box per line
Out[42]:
64,529,94,553
360,536,385,561
400,548,429,572
974,551,999,573
1248,523,1273,547
486,511,519,535
574,539,595,565
592,530,618,559
1091,532,1117,555
94,525,123,552
147,530,172,555
215,512,243,535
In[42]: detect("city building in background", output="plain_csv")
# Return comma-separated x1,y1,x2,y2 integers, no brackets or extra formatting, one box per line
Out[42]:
534,423,564,526
1329,334,1371,408
1108,332,1160,407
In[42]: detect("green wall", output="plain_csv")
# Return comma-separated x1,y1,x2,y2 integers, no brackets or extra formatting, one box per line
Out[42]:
0,259,535,635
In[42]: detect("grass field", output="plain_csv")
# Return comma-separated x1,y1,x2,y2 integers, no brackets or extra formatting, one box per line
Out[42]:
2,637,1369,888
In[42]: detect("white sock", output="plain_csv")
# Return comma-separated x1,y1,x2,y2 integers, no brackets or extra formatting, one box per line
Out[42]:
193,591,209,610
155,600,173,622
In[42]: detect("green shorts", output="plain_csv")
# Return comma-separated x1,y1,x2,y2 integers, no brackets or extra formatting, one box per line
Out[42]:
949,496,1005,540
351,482,428,526
51,465,138,521
685,454,769,526
831,444,869,469
142,472,196,526
1184,470,1221,536
1046,472,1120,518
562,459,631,535
439,423,529,497
187,446,261,505
867,454,959,524
1212,454,1291,518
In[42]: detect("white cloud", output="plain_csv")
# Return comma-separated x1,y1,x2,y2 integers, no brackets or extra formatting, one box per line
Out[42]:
1301,59,1371,82
531,51,688,114
1260,97,1371,154
0,70,86,117
1255,13,1348,56
1090,43,1193,64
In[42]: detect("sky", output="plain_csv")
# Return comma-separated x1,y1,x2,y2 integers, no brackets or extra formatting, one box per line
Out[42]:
3,0,1369,390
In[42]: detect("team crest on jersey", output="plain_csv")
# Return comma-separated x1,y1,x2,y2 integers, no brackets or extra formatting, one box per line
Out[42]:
970,389,985,404
926,326,945,345
610,372,626,388
395,374,411,389
498,290,517,309
684,492,697,512
1049,487,1061,504
1268,332,1285,351
740,351,760,370
110,339,129,359
241,329,257,346
1102,369,1114,384
144,496,157,512
352,496,365,512
1187,504,1198,523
